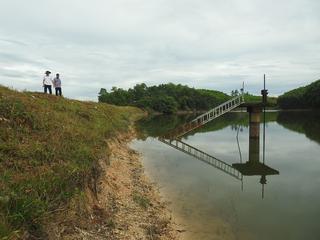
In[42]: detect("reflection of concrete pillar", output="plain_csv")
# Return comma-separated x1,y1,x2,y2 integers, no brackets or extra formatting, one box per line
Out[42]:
247,106,262,139
249,137,260,164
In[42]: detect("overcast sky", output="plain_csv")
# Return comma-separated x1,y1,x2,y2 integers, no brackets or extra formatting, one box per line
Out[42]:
0,0,319,100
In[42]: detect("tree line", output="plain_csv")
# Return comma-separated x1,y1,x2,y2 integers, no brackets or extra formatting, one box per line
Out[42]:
277,79,320,109
98,83,231,114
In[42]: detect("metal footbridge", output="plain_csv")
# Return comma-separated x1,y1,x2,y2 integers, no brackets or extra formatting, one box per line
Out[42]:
159,93,245,181
164,94,244,139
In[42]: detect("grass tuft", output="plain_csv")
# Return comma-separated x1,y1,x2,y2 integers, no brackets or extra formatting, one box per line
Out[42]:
133,192,150,209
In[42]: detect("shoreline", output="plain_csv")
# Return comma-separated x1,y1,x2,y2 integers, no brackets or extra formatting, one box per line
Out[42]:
46,129,179,239
99,130,179,239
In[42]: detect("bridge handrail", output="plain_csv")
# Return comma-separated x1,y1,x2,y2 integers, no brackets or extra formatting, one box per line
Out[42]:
191,94,244,124
162,90,245,139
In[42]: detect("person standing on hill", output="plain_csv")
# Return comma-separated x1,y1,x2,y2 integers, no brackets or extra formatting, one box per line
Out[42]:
53,73,62,96
43,71,53,94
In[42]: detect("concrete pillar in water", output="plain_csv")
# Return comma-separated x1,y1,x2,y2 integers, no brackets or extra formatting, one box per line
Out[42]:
247,106,262,164
247,106,262,139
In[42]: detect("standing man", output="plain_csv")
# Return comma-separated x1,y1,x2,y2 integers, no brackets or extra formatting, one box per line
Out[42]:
53,73,62,96
43,71,53,94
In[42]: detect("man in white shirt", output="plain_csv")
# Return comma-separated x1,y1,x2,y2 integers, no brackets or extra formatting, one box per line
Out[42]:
43,71,53,94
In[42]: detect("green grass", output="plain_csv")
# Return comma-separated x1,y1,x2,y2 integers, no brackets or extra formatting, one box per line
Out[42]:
243,93,278,107
0,86,143,238
132,192,150,209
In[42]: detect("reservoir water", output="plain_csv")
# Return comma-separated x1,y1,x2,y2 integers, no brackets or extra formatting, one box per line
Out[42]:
132,111,320,240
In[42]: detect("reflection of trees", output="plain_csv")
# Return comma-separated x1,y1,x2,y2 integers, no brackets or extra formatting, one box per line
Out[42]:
188,112,249,135
135,114,196,140
136,113,244,140
137,111,320,145
231,125,246,132
276,111,320,144
136,112,279,139
185,112,278,136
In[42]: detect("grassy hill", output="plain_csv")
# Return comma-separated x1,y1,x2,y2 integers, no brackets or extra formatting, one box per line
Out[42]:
0,86,143,238
277,79,320,109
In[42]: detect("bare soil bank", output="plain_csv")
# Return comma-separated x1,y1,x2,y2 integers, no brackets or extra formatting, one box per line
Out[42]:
45,130,178,240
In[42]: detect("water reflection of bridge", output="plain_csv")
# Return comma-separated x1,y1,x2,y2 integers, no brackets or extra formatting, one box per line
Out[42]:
159,138,243,180
159,137,279,182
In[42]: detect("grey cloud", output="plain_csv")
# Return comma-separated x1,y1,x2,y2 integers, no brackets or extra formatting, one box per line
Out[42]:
0,38,28,46
0,52,43,66
0,0,319,100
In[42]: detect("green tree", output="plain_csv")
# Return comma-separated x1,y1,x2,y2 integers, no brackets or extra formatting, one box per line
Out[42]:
98,83,230,114
278,79,320,109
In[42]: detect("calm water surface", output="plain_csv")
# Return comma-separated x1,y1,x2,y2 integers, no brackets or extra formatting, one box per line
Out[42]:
131,111,320,240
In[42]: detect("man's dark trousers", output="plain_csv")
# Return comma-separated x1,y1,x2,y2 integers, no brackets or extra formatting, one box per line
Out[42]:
44,85,52,94
55,87,62,96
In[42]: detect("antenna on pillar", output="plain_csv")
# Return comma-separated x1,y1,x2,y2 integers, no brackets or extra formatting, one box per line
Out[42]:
241,82,245,102
261,74,268,165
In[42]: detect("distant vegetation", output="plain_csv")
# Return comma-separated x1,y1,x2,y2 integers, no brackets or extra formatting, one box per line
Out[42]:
99,83,277,114
0,86,142,238
99,83,230,114
242,93,277,107
277,79,320,109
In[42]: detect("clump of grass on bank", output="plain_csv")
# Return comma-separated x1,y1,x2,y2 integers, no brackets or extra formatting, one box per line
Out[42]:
0,86,143,238
132,191,150,209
